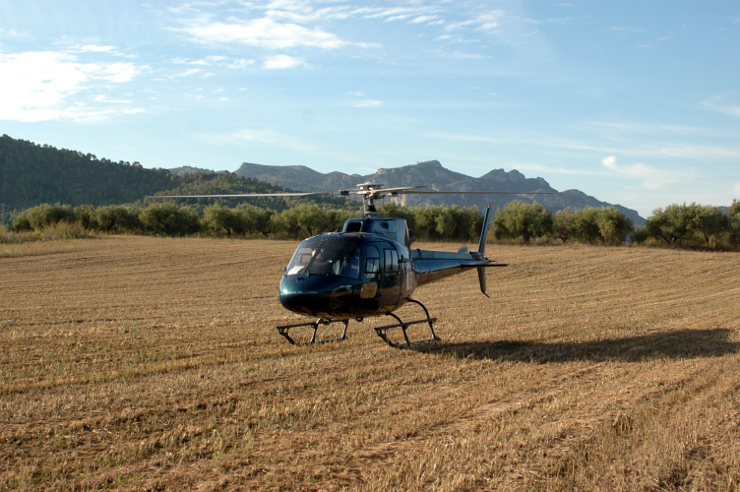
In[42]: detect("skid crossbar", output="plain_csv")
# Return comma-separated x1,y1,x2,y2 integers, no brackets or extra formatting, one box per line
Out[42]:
277,318,349,345
374,299,439,348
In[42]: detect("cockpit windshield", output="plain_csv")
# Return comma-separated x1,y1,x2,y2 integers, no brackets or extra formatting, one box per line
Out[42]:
285,238,360,279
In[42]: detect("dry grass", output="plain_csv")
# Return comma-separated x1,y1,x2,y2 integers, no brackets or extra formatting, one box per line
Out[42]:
2,236,739,491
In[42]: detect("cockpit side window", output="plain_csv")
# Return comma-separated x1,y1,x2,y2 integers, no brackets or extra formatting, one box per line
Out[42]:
384,249,399,272
364,245,380,276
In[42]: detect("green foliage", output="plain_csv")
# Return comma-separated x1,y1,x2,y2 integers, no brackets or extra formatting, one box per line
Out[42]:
202,205,246,238
96,205,142,233
411,205,481,242
7,196,740,253
414,205,455,241
570,207,602,245
641,202,733,249
643,203,695,246
692,204,727,248
140,203,200,236
74,205,98,230
2,134,338,212
237,203,275,237
494,201,552,244
13,203,77,231
728,200,740,248
201,204,275,238
1,134,176,209
552,207,575,243
597,207,634,246
150,172,352,215
270,204,336,239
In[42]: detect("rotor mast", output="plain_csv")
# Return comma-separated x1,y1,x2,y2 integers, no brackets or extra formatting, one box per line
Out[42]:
353,182,422,218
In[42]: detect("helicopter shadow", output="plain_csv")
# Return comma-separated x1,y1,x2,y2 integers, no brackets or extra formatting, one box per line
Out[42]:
416,328,740,363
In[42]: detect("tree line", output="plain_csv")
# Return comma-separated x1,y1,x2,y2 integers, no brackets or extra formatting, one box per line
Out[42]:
4,199,740,250
492,200,740,249
6,201,482,242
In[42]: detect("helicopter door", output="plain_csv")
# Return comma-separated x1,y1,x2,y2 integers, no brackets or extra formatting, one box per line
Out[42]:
361,246,380,300
380,247,402,306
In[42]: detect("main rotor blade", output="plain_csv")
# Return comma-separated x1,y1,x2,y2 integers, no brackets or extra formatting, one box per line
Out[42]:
401,191,552,195
146,192,327,199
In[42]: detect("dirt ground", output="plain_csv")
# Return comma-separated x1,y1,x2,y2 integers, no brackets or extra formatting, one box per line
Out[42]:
2,236,739,491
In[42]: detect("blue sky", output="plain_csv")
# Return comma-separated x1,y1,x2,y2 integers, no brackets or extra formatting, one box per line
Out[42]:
2,0,739,217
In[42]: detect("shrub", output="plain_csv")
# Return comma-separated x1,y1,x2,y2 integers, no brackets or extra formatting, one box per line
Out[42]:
12,203,76,231
96,205,142,233
494,201,552,244
140,203,200,236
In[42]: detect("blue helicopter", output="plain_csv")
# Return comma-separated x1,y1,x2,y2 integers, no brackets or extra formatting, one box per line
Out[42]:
151,182,543,347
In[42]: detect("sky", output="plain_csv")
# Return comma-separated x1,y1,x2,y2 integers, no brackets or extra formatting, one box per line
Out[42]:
1,0,740,218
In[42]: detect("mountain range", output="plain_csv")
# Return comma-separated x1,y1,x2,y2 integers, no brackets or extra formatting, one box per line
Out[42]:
0,134,644,224
234,160,645,225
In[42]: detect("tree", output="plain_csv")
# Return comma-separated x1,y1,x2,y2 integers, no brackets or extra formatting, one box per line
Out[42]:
727,200,740,249
271,204,332,238
12,203,76,231
414,205,456,241
140,203,200,236
597,207,634,246
692,205,727,248
571,207,602,244
74,205,98,230
493,201,552,244
449,205,483,242
643,203,696,246
552,207,575,243
235,203,275,237
202,205,246,237
96,205,142,233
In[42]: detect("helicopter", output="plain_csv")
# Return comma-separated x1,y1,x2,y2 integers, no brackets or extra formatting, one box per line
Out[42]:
149,182,546,348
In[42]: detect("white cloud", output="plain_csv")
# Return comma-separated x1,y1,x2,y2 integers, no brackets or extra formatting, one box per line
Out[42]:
75,44,119,54
101,62,140,83
600,155,683,190
174,17,347,50
411,15,439,24
702,93,740,117
174,68,202,77
172,55,256,69
659,144,740,160
353,99,382,108
0,49,141,122
446,11,504,33
263,54,305,69
601,155,617,169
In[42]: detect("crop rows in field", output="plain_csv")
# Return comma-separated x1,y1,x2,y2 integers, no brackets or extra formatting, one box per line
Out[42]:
2,236,739,490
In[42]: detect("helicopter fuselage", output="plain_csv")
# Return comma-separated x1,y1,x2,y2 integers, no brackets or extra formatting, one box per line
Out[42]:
278,217,502,320
279,231,411,318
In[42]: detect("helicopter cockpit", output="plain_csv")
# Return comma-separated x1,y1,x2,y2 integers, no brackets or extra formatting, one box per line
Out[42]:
285,237,361,279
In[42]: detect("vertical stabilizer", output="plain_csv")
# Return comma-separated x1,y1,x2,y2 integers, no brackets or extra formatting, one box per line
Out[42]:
477,205,491,259
476,205,492,295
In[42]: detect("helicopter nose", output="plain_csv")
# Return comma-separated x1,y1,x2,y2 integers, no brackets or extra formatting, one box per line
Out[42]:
278,276,331,315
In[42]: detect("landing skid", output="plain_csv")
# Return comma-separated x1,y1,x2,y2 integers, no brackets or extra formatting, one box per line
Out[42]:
276,318,349,345
374,299,439,348
275,299,440,348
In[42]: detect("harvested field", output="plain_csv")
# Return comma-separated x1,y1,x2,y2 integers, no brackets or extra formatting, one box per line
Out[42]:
2,235,740,491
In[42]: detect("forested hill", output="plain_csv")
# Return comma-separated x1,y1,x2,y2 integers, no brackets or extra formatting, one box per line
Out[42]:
0,135,314,210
